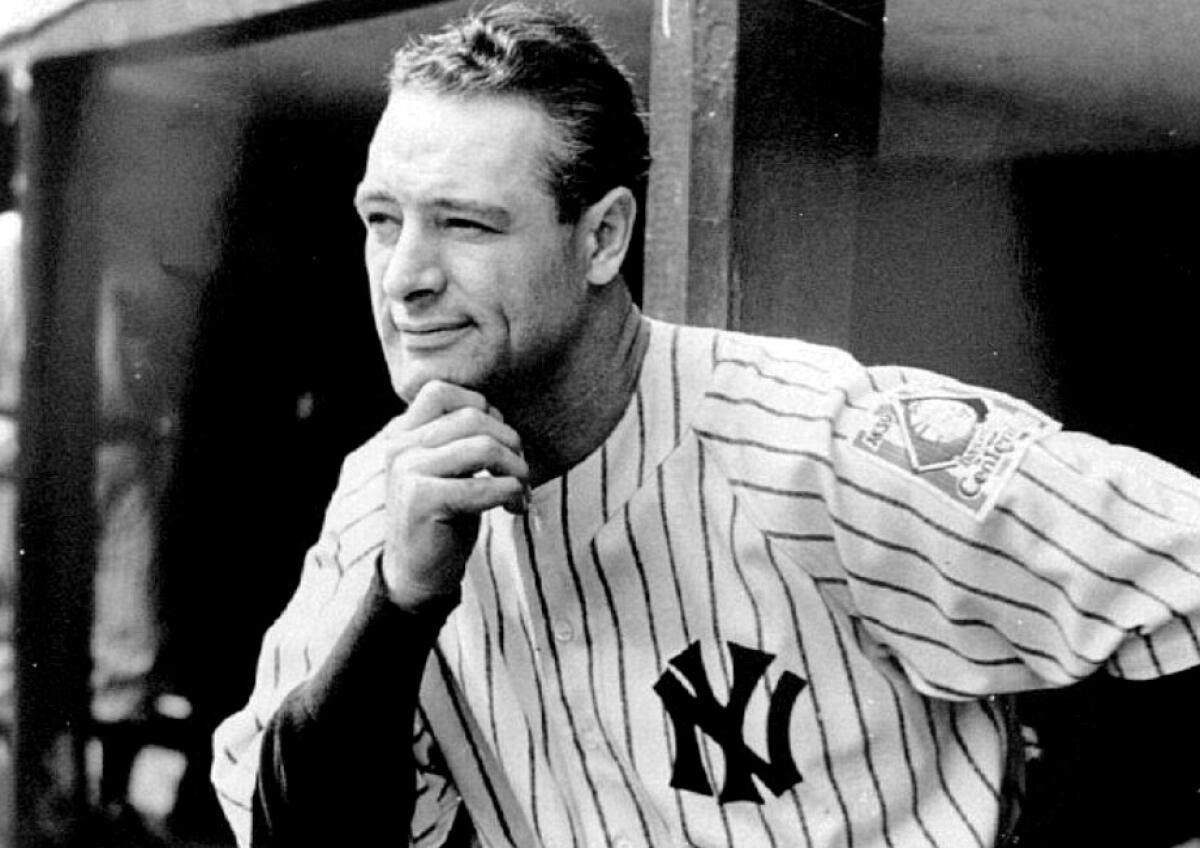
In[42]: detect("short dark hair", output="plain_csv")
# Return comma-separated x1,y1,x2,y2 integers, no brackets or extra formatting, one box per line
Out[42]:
387,2,650,224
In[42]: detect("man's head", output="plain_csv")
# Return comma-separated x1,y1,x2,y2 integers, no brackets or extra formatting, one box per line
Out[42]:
356,3,646,406
386,2,649,224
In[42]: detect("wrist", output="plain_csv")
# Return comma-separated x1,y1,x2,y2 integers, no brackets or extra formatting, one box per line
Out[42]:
375,553,461,616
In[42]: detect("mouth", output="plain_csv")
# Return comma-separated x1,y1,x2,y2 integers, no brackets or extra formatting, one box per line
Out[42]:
388,310,473,350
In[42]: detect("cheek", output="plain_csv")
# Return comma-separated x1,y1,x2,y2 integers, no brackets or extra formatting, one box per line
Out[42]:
364,249,386,300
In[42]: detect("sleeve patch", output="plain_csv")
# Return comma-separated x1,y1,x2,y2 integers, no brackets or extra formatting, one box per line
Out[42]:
851,388,1060,519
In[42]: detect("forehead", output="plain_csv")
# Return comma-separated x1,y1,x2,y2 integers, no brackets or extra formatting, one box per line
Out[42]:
362,87,554,203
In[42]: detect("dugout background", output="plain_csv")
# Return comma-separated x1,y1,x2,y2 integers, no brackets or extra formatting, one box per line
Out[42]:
2,0,1200,845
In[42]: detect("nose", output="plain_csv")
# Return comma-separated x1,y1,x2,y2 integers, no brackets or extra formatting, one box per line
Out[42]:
380,223,446,301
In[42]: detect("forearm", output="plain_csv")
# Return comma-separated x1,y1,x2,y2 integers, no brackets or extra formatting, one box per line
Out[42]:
252,558,458,847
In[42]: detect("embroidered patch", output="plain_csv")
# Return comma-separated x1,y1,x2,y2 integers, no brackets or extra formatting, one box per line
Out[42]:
852,388,1060,519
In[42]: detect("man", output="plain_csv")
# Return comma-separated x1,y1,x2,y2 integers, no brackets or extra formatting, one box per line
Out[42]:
212,5,1200,846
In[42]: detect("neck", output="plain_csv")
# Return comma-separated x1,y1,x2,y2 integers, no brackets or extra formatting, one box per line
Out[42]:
506,293,648,488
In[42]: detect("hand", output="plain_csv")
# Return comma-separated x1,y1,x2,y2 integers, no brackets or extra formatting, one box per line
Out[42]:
380,380,528,610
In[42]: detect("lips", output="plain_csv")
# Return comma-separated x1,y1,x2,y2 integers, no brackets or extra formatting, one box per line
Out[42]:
386,306,472,349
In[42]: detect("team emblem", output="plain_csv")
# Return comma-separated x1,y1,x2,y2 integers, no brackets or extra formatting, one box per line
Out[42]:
654,641,806,804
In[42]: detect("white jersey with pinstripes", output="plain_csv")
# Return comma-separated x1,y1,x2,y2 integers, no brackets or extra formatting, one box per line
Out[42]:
212,315,1200,848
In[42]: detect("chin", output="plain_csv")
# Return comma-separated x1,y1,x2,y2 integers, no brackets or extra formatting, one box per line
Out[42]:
389,363,493,404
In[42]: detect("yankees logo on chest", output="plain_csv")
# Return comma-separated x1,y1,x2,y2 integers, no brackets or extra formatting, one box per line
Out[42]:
654,640,808,805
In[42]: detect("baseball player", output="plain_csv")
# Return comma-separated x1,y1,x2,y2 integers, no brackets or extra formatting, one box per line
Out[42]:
211,5,1200,846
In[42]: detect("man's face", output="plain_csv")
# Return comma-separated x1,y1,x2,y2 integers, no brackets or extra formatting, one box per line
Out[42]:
355,87,590,404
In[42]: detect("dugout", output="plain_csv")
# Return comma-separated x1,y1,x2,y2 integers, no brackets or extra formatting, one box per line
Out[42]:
1,1,1198,846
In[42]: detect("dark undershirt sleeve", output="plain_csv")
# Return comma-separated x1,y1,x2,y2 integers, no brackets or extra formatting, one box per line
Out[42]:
251,557,459,847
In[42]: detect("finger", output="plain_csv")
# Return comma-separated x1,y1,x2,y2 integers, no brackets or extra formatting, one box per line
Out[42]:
428,474,527,517
390,380,493,432
397,435,529,483
409,406,523,456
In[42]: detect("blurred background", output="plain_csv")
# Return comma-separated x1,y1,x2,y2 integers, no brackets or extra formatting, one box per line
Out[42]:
0,0,1198,845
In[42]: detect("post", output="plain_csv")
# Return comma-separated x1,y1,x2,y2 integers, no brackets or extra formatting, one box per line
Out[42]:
645,0,886,342
13,56,100,847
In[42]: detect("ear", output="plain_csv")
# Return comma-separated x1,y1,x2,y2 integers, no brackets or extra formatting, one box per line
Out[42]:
579,187,637,287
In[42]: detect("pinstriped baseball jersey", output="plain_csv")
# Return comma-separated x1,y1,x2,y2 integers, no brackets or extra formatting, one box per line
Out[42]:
213,315,1200,847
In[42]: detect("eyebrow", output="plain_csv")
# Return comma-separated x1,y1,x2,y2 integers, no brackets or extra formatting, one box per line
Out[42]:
353,185,512,229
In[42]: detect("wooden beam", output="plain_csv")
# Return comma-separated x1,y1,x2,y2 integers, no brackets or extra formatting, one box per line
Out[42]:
0,0,436,67
644,0,886,341
645,0,738,328
12,57,100,848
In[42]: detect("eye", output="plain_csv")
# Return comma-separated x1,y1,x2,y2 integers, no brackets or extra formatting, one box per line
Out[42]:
363,210,401,242
444,217,496,234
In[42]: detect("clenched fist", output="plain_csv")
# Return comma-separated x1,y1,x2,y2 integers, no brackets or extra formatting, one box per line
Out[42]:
380,380,529,610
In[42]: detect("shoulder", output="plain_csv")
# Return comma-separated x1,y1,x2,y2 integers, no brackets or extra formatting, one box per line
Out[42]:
692,327,872,443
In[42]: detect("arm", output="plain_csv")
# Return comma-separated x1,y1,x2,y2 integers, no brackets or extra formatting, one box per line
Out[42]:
213,380,527,846
252,562,458,847
834,378,1200,694
699,342,1200,695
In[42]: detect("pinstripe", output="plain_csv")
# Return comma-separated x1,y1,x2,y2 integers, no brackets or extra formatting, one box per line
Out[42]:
706,390,836,425
700,342,739,848
585,536,632,763
514,614,548,841
730,477,825,501
620,503,662,768
328,468,385,514
428,660,519,848
720,426,1123,666
698,446,730,685
994,503,1200,650
1143,632,1165,675
700,426,1133,643
482,525,503,754
758,343,836,374
216,786,251,812
329,501,384,540
567,530,656,846
696,433,745,848
411,817,440,844
977,696,1003,738
635,385,647,486
921,704,986,848
713,352,866,412
725,497,781,848
653,462,701,846
1019,466,1200,581
947,707,1001,802
339,540,383,579
786,500,1109,673
521,514,614,844
763,539,856,839
712,354,833,397
1038,439,1200,518
1108,481,1182,522
822,602,896,847
877,670,939,848
727,498,766,654
833,566,1079,678
655,466,692,647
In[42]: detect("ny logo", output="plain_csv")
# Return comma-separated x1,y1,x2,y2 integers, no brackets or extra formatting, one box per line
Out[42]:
653,641,806,804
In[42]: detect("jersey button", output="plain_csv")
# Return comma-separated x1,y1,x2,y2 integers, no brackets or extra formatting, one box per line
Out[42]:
613,836,636,848
579,721,603,751
552,619,574,642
